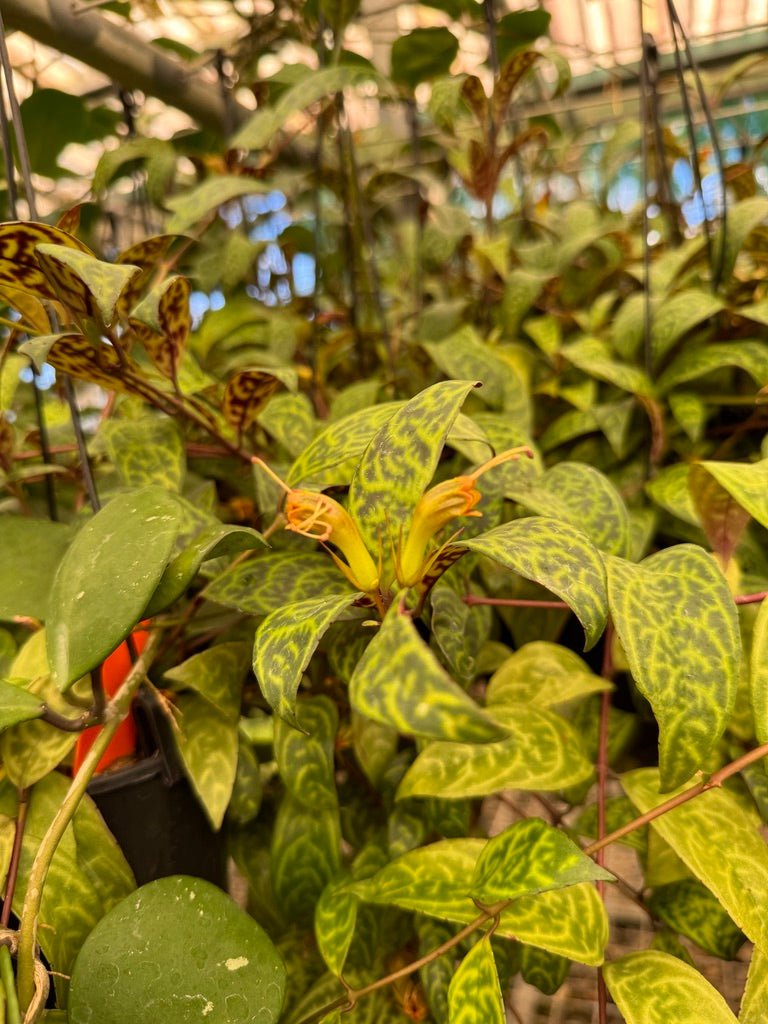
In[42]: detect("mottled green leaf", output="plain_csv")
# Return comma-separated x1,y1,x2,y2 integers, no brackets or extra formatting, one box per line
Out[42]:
315,875,359,976
147,523,265,615
658,341,768,393
0,517,71,621
173,694,239,830
253,591,358,725
422,328,529,425
272,793,341,924
165,641,249,719
648,879,745,960
228,738,263,825
670,391,708,442
35,243,140,326
604,951,737,1024
459,517,609,649
607,548,740,789
430,578,489,685
448,937,504,1024
345,839,607,964
751,597,768,743
349,602,504,743
574,796,648,853
0,678,45,730
398,703,593,799
416,917,453,1024
645,463,700,526
740,945,768,1024
351,711,398,788
47,487,181,688
696,458,768,530
650,290,724,363
499,269,547,336
504,462,631,557
519,945,569,995
69,876,285,1024
348,380,479,565
274,696,338,810
204,550,346,615
487,642,611,708
561,337,652,395
101,416,185,490
258,392,316,459
471,818,613,905
622,767,768,949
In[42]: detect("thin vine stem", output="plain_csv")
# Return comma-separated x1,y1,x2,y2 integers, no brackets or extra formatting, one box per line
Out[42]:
16,631,161,1011
595,625,614,1024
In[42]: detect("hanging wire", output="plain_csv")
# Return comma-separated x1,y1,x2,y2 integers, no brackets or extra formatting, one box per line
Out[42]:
665,0,727,290
0,11,60,520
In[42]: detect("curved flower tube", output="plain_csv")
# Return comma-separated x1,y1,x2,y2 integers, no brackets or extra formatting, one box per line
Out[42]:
396,446,534,587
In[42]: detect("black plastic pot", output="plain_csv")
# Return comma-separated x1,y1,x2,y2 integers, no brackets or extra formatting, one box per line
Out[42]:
86,688,226,888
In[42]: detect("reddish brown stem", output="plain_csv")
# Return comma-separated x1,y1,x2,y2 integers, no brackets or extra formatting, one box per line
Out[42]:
463,595,569,610
595,625,614,1024
735,591,767,605
1,787,29,927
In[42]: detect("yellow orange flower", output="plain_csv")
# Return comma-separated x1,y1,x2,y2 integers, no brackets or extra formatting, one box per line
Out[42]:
252,458,380,593
396,446,533,587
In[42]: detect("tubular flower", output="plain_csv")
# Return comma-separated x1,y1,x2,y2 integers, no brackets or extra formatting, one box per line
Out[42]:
396,446,534,587
251,457,379,593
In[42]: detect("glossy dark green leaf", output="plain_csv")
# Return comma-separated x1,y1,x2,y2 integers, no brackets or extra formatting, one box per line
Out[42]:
607,547,740,789
68,876,286,1024
459,517,609,649
21,89,119,178
47,487,181,688
471,818,614,904
0,517,71,621
349,602,504,743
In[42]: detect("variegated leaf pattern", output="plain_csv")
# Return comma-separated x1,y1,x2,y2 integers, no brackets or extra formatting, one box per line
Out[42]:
228,738,262,825
223,366,297,438
486,642,612,708
388,802,429,858
146,523,264,615
645,463,700,526
0,283,50,334
430,576,490,685
647,879,745,960
258,391,316,459
314,875,359,976
101,415,186,491
740,946,768,1024
397,703,593,799
172,693,239,830
253,591,359,725
416,916,453,1024
0,220,90,301
21,333,152,400
287,402,403,488
658,340,768,393
164,641,250,719
344,839,607,964
622,768,768,949
696,458,768,530
560,336,652,395
471,818,613,905
348,380,480,566
348,602,505,743
0,672,79,787
459,517,609,649
35,244,140,326
519,945,569,995
574,796,648,853
271,793,341,925
448,936,504,1024
750,597,768,743
504,462,631,557
607,547,740,790
351,711,398,788
115,234,181,318
688,463,751,565
650,289,725,363
130,275,191,382
204,550,349,616
604,951,737,1024
274,696,338,810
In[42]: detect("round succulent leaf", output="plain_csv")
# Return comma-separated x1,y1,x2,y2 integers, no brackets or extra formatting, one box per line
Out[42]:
603,951,737,1024
68,876,286,1024
471,818,614,905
